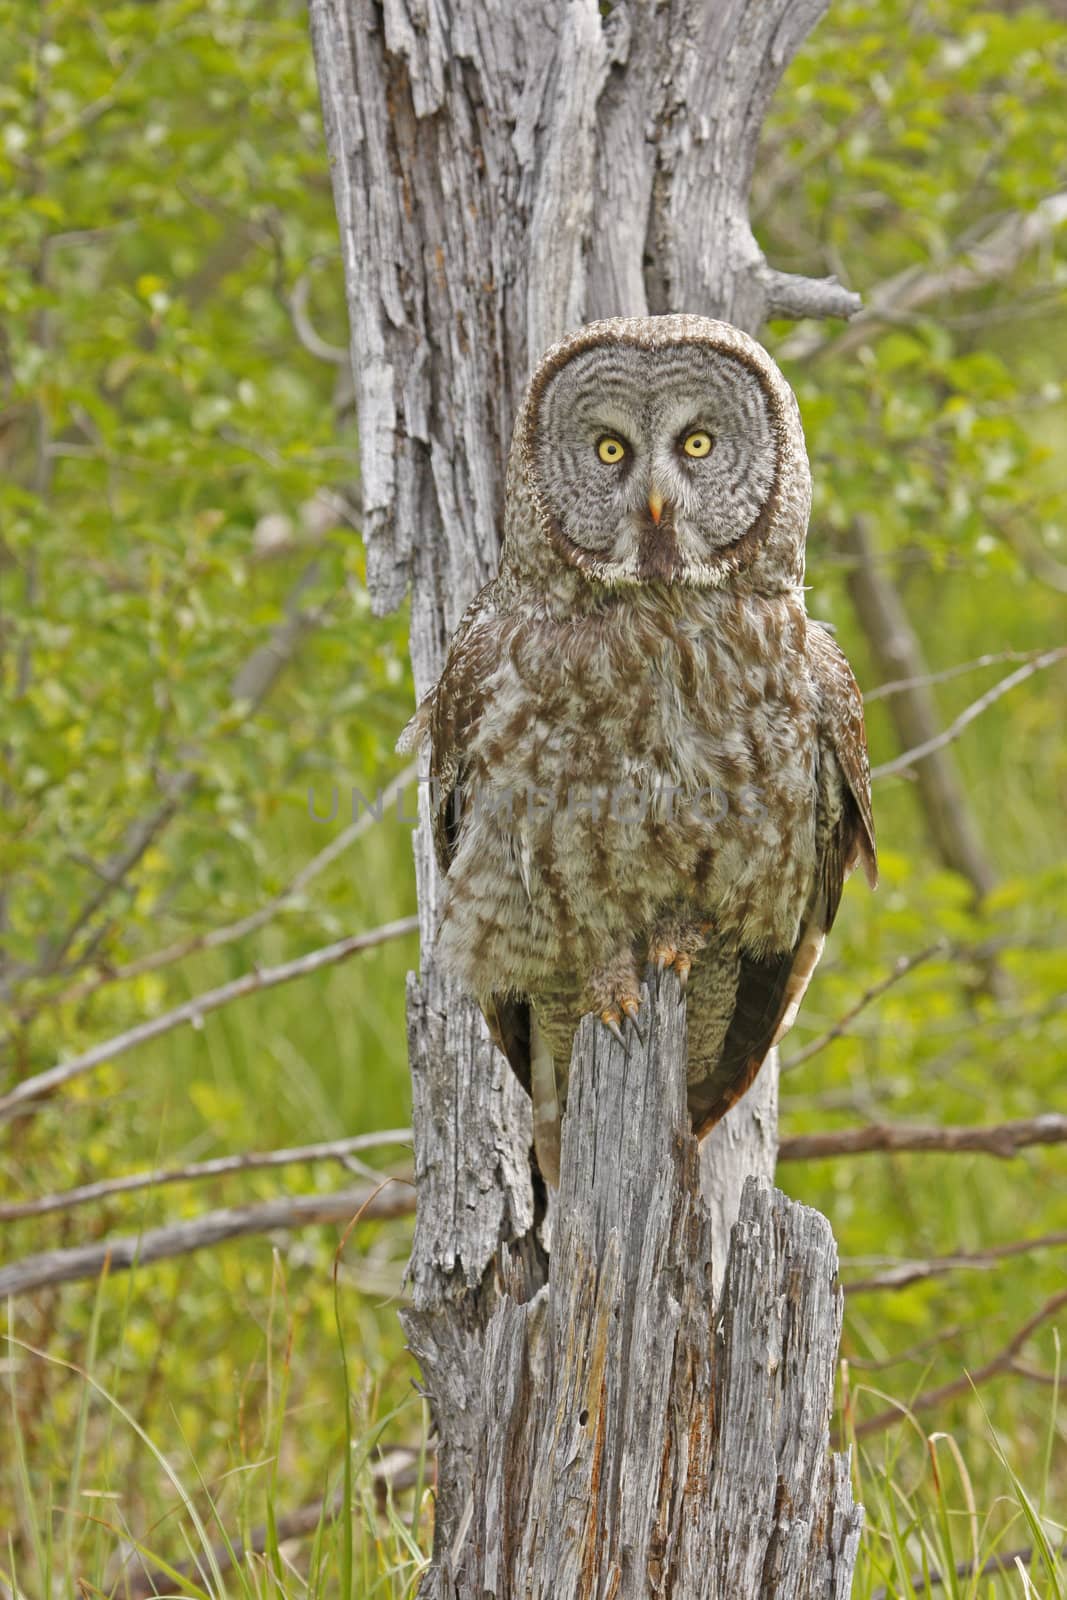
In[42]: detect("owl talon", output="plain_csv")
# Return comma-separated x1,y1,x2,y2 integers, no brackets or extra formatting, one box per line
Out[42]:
600,1010,628,1049
621,998,646,1045
647,923,707,1000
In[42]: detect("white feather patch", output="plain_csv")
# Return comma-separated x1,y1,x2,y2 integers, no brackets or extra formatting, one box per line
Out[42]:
773,929,825,1045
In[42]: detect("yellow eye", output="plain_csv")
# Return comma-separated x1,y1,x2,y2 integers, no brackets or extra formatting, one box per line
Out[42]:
682,430,713,459
596,436,627,464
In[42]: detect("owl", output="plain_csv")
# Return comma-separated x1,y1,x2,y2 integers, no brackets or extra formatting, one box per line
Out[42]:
400,315,877,1184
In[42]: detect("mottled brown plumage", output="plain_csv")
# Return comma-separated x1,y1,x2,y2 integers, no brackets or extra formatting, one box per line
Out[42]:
400,315,876,1183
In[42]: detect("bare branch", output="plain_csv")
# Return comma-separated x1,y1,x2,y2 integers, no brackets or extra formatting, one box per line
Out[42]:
0,918,419,1124
43,47,156,148
1,565,342,1006
11,1110,1060,1233
851,1288,1067,1440
871,1541,1067,1600
759,267,862,322
864,647,1055,702
0,1129,413,1221
781,191,1067,362
46,762,418,1011
845,1323,971,1372
288,269,349,365
843,1227,1067,1295
844,516,999,902
117,1448,429,1599
228,557,335,706
12,775,196,998
871,645,1067,781
779,1114,1067,1167
781,942,947,1071
0,1177,414,1299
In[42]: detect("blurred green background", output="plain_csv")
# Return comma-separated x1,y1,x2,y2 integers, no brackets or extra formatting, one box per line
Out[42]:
0,0,1064,1593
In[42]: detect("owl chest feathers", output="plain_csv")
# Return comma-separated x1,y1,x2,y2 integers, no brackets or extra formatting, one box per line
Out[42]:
438,585,822,990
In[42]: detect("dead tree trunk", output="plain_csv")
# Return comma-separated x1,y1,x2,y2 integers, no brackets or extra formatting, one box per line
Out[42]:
309,2,864,1591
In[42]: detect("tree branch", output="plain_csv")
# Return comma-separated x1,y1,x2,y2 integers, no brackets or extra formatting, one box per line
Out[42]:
871,1541,1067,1600
850,1288,1067,1440
779,1114,1067,1166
863,647,1055,702
759,266,863,322
844,517,1000,902
780,191,1067,362
1,562,340,1006
44,762,417,1012
870,645,1067,781
0,1177,414,1299
287,267,349,365
842,1227,1067,1295
781,941,947,1071
9,1107,1059,1235
0,918,419,1124
0,1130,413,1221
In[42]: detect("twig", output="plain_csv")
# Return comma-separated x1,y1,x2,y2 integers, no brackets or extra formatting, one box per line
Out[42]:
17,776,196,996
0,1129,413,1221
870,1541,1067,1600
864,647,1053,702
843,1228,1067,1295
781,942,947,1071
8,1115,1061,1260
759,267,862,322
0,918,419,1124
116,1448,429,1598
871,646,1067,781
779,1114,1067,1166
0,1177,414,1298
45,762,418,1010
781,190,1067,362
0,565,340,1006
851,1289,1067,1440
43,47,156,148
228,557,333,706
844,517,998,901
845,1323,969,1372
288,268,350,364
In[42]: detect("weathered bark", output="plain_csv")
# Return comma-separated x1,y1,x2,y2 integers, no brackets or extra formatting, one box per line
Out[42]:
414,975,861,1598
309,1,864,1590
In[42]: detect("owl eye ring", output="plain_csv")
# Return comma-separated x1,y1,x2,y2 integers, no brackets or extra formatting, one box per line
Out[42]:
681,430,714,459
596,435,628,465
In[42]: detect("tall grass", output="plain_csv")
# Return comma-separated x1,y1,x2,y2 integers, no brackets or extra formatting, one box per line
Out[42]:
4,1281,1062,1596
3,1245,431,1599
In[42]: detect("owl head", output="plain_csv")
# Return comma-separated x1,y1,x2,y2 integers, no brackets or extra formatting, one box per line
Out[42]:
502,315,812,594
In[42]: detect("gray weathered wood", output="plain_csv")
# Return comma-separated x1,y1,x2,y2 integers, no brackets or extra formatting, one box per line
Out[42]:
308,1,864,1589
413,975,861,1597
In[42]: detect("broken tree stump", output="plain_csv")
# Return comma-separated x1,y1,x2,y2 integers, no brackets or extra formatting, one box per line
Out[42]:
403,973,861,1598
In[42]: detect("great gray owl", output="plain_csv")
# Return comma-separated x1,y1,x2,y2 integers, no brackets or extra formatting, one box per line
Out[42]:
400,314,877,1184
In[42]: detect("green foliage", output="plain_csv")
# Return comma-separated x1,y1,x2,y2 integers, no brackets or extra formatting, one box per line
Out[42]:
1,0,1064,1590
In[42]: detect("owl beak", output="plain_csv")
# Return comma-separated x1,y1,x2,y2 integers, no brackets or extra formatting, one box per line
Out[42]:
647,488,664,525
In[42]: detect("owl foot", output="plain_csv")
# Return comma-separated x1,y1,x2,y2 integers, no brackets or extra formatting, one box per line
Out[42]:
599,998,645,1049
590,957,645,1049
647,920,712,999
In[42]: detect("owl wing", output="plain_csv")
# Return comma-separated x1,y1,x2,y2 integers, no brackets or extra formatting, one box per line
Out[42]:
396,583,496,874
689,622,877,1137
805,621,878,891
396,584,534,1096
